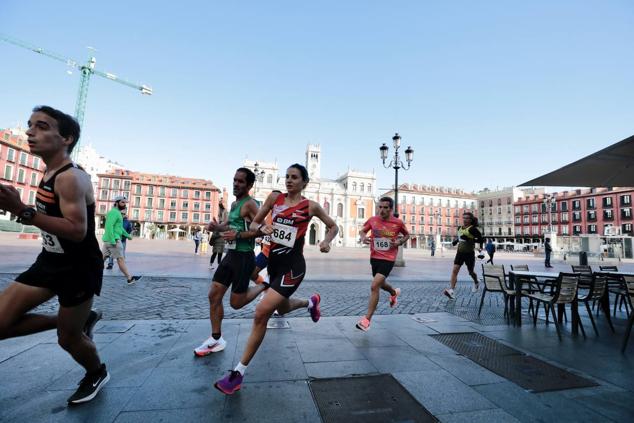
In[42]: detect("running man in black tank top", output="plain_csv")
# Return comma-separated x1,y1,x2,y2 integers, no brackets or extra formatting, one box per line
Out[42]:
0,106,109,405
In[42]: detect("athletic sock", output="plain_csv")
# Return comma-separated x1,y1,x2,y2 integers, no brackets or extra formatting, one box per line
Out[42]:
212,333,221,340
235,362,248,376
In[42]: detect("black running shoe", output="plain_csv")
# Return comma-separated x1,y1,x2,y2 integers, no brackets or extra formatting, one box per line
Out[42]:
83,310,102,340
127,275,143,285
67,364,110,405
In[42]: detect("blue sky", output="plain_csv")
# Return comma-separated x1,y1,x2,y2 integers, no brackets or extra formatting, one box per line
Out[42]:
1,1,632,193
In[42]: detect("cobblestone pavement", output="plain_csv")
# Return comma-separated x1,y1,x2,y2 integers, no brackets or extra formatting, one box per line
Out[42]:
0,273,516,324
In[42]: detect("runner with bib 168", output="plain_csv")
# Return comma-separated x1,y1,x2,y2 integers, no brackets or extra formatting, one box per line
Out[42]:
356,196,409,331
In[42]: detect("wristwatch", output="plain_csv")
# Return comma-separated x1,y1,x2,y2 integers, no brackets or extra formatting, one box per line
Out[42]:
17,207,37,225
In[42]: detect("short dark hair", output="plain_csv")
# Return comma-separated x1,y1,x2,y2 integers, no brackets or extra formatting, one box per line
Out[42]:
32,105,81,153
545,237,551,242
236,167,256,186
379,197,394,209
288,163,310,183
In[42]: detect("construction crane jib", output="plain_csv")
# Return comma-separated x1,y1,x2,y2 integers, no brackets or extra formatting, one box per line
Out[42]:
0,33,152,156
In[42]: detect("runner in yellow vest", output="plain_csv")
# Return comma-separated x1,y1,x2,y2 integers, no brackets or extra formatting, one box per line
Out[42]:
443,212,484,300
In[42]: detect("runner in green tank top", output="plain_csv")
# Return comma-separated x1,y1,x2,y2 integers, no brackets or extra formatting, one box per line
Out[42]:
194,168,268,357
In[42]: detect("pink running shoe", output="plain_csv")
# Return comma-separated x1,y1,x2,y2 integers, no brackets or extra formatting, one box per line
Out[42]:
389,288,401,308
356,316,371,332
214,370,243,395
309,293,321,322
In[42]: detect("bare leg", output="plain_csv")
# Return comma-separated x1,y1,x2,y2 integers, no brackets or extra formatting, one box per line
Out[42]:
450,264,461,289
116,257,132,280
239,289,287,366
365,274,395,320
57,298,101,373
229,284,268,309
0,282,56,339
209,282,228,335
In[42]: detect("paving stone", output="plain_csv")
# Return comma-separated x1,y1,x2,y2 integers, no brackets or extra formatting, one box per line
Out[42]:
426,354,506,386
393,369,497,415
304,360,378,379
359,346,442,373
296,338,366,363
114,407,222,422
438,408,521,423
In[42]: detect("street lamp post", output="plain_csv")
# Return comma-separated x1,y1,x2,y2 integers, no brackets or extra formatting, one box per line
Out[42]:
380,133,414,267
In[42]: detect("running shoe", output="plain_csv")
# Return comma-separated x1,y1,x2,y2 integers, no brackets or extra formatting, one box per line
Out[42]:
127,275,143,285
356,316,371,331
105,264,113,270
309,293,321,322
67,364,110,405
83,310,102,340
389,288,401,308
443,288,456,300
194,336,227,357
214,370,243,395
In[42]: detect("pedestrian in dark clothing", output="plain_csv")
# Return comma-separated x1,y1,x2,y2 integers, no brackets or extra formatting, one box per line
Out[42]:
485,239,496,264
544,238,553,268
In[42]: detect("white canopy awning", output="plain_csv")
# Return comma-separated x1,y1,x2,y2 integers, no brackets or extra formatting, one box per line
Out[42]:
520,134,634,187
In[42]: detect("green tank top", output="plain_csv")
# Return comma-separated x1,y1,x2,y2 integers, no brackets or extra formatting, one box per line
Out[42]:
457,225,475,253
227,196,255,252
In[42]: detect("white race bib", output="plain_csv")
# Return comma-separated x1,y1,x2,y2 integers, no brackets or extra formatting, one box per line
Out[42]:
41,231,65,254
225,239,236,250
373,238,392,251
271,223,297,248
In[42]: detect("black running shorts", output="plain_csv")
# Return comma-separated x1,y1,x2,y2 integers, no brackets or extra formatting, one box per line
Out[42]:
370,258,395,278
268,253,306,298
15,253,103,307
213,250,255,294
454,251,476,271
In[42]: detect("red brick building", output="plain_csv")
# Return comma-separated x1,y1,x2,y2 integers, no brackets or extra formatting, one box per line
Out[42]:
0,128,45,223
514,188,634,242
96,169,226,238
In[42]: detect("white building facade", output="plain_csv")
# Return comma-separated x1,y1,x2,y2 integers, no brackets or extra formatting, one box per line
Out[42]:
245,144,376,247
477,187,544,241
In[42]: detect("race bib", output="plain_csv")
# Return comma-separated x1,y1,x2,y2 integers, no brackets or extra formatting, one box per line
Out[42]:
41,231,64,254
262,235,271,245
225,239,236,250
373,237,392,251
271,223,297,248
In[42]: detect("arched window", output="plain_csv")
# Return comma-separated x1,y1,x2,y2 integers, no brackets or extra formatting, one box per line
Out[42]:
337,203,343,217
324,201,330,215
367,183,372,192
360,183,364,192
352,182,357,192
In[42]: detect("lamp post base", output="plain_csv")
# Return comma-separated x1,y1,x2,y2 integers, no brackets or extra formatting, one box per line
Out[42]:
394,245,406,267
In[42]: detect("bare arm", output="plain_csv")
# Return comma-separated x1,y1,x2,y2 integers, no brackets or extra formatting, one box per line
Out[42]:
309,200,338,253
249,192,280,234
396,224,411,247
0,170,89,242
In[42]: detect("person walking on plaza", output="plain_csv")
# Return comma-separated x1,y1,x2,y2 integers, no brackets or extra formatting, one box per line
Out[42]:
102,196,142,285
485,238,496,264
208,229,225,269
193,229,202,255
544,237,553,268
214,163,338,395
194,168,268,357
200,230,209,255
0,106,108,405
355,197,409,332
430,239,436,257
106,211,132,269
443,212,484,300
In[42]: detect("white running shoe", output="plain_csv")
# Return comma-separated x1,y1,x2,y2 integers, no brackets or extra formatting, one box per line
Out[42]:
471,282,480,293
443,288,456,300
194,336,226,357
